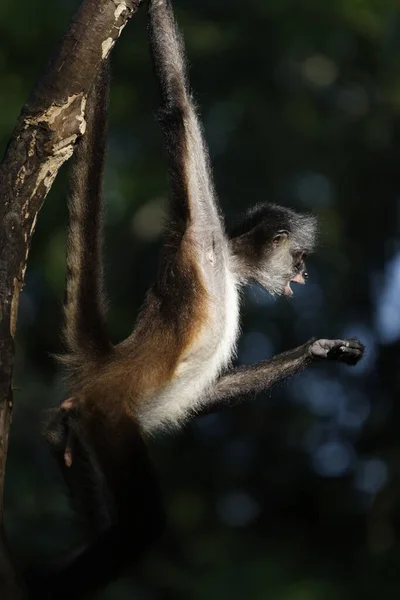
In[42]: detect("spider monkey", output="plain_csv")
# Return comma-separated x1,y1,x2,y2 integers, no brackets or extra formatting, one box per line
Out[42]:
26,0,364,597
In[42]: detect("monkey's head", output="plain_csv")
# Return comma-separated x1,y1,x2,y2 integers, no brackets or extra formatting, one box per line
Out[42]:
229,203,317,296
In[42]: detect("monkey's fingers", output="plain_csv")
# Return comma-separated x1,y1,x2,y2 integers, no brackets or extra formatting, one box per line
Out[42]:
310,338,365,365
327,339,365,365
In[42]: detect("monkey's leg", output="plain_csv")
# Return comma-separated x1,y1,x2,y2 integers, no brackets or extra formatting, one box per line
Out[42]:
202,338,364,411
27,414,164,600
62,62,112,364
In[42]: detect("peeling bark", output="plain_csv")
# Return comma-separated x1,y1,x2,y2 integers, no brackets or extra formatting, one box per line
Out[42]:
0,0,142,596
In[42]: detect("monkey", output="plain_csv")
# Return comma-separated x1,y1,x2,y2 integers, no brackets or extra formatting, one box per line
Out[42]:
25,0,364,598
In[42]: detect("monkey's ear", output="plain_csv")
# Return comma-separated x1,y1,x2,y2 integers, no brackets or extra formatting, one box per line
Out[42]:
272,230,289,246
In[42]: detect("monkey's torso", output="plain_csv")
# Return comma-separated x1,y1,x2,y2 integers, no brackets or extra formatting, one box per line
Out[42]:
77,239,240,435
137,246,241,432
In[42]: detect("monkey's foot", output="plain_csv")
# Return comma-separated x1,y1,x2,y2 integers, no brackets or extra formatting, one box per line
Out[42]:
310,338,365,366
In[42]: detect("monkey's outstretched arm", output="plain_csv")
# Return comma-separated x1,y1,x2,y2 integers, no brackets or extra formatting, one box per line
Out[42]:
202,338,364,411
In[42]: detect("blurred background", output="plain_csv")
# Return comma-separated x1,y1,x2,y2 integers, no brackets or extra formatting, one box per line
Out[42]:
1,0,400,598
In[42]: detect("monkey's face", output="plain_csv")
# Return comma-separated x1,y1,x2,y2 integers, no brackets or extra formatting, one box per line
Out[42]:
228,202,316,296
258,231,310,297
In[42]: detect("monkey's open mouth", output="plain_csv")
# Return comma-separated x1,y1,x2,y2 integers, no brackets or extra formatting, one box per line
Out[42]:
284,283,294,296
284,272,307,296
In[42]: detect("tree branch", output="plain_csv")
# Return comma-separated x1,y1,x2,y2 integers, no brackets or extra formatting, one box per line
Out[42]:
0,0,142,596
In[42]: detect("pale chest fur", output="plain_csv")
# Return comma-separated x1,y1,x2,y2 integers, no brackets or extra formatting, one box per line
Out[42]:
138,262,240,433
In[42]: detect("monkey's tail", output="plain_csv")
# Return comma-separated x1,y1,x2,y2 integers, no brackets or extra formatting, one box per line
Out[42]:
60,62,112,373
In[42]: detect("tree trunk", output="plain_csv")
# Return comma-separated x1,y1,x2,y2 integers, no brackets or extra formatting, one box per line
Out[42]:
0,1,142,597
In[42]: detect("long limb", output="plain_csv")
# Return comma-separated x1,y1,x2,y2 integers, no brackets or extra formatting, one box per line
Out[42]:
27,411,165,600
53,62,113,499
202,339,364,411
147,0,223,262
61,61,112,369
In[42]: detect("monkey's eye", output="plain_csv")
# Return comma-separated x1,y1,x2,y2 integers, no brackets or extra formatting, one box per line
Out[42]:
273,230,289,246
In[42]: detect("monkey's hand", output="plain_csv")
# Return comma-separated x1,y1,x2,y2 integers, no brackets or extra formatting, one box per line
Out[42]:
309,338,364,366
